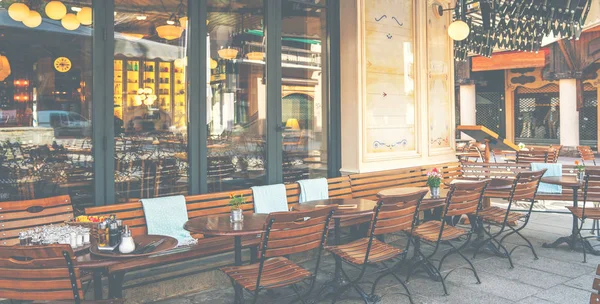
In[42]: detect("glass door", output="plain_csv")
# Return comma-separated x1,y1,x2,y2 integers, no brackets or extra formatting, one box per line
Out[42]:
281,0,328,183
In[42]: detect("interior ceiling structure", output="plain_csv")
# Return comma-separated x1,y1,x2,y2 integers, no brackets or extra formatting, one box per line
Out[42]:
452,0,594,61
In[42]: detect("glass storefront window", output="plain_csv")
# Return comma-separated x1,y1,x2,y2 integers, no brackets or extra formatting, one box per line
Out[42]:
206,0,266,192
515,85,560,143
0,0,94,207
281,0,328,183
113,0,188,202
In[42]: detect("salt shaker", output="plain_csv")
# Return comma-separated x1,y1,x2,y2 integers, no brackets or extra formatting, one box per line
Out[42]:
118,226,135,254
70,232,78,248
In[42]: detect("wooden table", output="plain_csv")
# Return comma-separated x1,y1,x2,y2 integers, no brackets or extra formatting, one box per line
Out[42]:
184,214,267,266
540,176,598,254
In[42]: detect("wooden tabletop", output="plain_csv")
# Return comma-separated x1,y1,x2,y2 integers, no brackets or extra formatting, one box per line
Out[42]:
541,176,582,187
292,198,377,218
184,213,268,236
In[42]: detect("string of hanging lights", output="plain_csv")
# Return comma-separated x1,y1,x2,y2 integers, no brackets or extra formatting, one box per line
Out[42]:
8,1,92,31
442,0,594,61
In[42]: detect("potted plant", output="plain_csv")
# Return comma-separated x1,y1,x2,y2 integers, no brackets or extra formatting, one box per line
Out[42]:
426,168,443,198
575,160,585,181
229,193,246,222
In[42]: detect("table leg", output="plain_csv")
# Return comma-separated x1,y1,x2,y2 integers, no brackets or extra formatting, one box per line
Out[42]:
543,186,600,255
233,236,244,304
93,270,103,300
317,218,345,298
108,272,125,299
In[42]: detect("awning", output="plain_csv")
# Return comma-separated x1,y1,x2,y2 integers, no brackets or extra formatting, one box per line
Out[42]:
471,48,549,72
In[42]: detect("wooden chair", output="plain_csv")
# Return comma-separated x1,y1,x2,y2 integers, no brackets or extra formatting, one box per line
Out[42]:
327,189,428,304
549,144,562,163
220,206,336,304
579,146,596,166
516,149,552,163
590,264,600,303
473,170,546,268
569,169,600,263
0,244,122,303
0,195,74,246
407,180,489,295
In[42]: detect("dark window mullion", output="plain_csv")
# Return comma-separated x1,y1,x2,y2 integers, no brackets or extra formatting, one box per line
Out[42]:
92,0,114,205
266,0,283,184
327,0,341,178
189,0,208,194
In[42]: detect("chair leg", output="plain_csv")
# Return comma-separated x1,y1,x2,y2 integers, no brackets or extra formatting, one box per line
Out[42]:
371,260,413,304
510,225,539,260
490,235,514,268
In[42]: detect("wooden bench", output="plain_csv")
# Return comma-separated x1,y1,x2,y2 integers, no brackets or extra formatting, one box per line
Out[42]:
460,161,583,202
0,195,74,245
84,179,351,298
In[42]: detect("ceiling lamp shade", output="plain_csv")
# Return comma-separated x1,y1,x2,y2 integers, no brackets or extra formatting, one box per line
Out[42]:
218,48,238,60
0,55,11,81
45,1,67,20
121,33,145,40
61,13,80,31
8,3,30,22
448,20,470,41
179,16,188,29
156,24,183,40
23,10,42,28
246,52,264,61
77,7,92,25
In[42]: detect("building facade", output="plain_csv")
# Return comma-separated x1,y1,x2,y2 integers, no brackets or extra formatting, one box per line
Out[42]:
0,0,455,207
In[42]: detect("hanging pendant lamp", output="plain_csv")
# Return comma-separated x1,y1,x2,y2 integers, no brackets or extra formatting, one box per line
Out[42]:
8,3,30,22
0,55,12,82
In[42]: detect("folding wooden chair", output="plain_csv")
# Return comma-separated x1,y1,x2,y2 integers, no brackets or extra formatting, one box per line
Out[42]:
0,244,122,303
568,169,600,263
472,170,546,268
221,206,335,304
407,180,489,295
326,189,428,304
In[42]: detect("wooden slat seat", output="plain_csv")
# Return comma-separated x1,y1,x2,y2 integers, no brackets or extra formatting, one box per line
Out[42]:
578,146,596,166
411,221,469,242
566,207,600,219
0,195,74,246
326,238,402,265
478,206,525,225
221,256,312,291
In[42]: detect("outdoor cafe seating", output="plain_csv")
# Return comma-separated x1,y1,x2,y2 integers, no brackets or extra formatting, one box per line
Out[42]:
5,155,586,303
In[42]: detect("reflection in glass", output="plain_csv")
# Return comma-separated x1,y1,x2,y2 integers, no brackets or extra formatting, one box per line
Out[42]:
281,0,328,183
114,0,188,202
206,0,266,192
0,0,94,208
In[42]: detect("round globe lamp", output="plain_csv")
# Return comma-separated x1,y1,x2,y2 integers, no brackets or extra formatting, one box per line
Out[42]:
23,11,42,28
156,24,183,40
0,55,11,81
8,3,30,22
77,7,92,25
45,1,67,20
61,13,80,31
448,20,470,41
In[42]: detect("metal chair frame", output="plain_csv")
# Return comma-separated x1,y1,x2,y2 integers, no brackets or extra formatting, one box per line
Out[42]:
406,181,489,296
472,170,546,268
330,190,428,304
228,207,335,304
571,170,600,263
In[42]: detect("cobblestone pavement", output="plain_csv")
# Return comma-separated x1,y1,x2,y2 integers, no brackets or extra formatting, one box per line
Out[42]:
154,211,600,304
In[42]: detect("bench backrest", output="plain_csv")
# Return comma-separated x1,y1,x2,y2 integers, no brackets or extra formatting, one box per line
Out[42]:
0,195,74,245
516,149,553,164
349,162,462,200
85,180,350,237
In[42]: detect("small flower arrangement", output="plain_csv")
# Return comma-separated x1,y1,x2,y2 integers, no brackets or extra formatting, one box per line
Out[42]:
426,168,443,188
518,142,526,150
229,193,246,210
575,160,585,172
